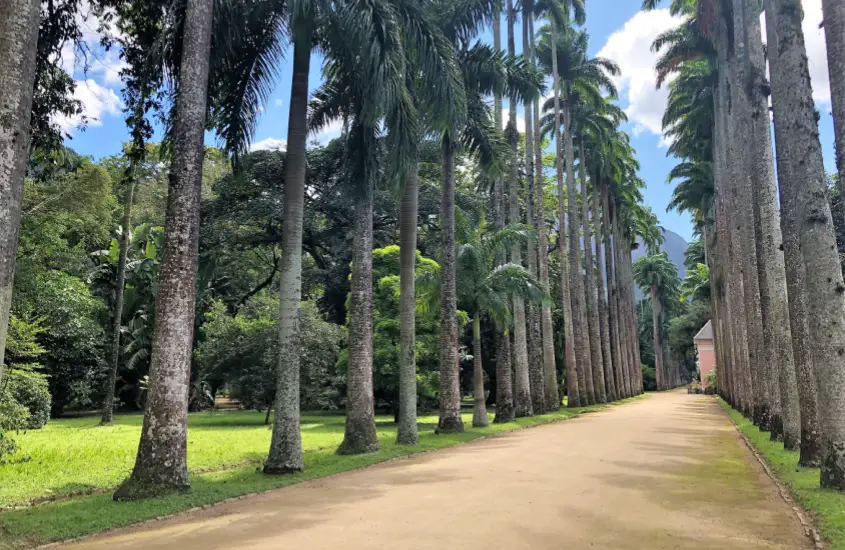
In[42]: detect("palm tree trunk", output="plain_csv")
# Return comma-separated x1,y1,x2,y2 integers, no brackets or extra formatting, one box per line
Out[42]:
743,0,797,447
651,285,663,390
472,315,489,427
264,32,312,475
595,182,616,401
764,0,821,466
580,145,606,403
533,39,558,411
625,244,641,393
611,216,631,398
605,196,626,399
507,0,533,417
492,9,515,423
564,104,592,405
822,0,845,211
339,188,379,454
396,165,419,445
438,137,465,433
113,0,213,499
767,0,845,489
523,13,544,416
0,0,40,385
554,74,580,408
102,162,138,425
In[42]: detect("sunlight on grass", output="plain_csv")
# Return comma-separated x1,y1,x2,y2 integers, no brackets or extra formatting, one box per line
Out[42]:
0,395,645,548
719,398,845,550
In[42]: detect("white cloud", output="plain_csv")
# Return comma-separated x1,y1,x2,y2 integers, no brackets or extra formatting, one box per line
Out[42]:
312,118,344,144
599,1,831,141
54,79,123,134
274,99,283,107
501,108,526,133
250,137,287,152
598,9,684,137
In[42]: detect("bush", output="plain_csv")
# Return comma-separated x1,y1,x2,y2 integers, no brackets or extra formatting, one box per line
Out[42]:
5,370,52,428
0,394,29,462
704,366,717,395
641,365,656,391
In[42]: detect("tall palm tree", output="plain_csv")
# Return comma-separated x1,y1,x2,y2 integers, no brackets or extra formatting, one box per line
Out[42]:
456,224,546,426
506,0,533,417
537,25,618,405
432,0,539,432
491,3,514,423
632,255,678,391
765,0,845,488
0,0,40,384
113,0,214,499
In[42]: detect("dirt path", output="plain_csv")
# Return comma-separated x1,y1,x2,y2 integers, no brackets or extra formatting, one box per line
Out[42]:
65,391,812,550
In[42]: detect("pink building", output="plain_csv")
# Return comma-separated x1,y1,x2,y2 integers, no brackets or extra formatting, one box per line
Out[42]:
694,320,715,389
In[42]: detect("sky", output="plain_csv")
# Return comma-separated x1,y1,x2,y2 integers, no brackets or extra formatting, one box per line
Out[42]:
60,0,836,243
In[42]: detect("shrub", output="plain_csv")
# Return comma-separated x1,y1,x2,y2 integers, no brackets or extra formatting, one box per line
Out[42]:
5,370,52,429
0,395,28,462
704,366,717,395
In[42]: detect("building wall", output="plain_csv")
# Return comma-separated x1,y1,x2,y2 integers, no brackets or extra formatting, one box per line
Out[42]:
696,339,715,388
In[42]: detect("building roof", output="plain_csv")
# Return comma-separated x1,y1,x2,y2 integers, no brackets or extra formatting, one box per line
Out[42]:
694,320,713,341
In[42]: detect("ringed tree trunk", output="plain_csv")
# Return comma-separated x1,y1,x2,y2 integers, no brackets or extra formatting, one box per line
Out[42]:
552,34,580,408
651,285,663,391
113,0,214,499
729,0,769,430
396,164,419,445
472,315,489,427
565,104,592,405
437,137,464,433
507,0,533,417
533,58,558,411
595,182,616,401
605,194,626,399
523,12,545,415
611,215,631,398
0,0,40,385
264,32,312,475
765,0,821,465
492,10,514,423
338,183,379,455
580,145,606,403
748,0,798,448
102,162,138,425
768,0,845,489
822,0,845,210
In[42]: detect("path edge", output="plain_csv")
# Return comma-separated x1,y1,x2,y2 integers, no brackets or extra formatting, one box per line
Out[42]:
717,397,824,550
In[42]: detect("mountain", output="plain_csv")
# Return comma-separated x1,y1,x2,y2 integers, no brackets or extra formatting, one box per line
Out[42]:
630,228,689,300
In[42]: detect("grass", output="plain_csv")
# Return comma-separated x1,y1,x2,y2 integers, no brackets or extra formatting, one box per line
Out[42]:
719,398,845,549
0,395,645,549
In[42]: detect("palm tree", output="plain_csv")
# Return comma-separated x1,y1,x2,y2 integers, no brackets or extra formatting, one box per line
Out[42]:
113,0,214,499
537,25,618,405
765,0,845,488
506,0,533,417
432,0,541,431
456,224,546,427
632,254,678,391
0,0,40,385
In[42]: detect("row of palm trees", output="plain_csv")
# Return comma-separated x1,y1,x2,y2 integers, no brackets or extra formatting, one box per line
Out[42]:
647,0,845,490
0,0,651,499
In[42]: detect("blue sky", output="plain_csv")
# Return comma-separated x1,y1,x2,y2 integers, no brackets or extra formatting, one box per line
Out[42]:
61,1,836,243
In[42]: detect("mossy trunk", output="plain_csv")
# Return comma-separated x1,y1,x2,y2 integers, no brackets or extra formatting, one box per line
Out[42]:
264,33,311,475
396,165,419,445
0,0,39,386
114,0,213,499
338,190,379,455
767,0,845,488
437,138,464,434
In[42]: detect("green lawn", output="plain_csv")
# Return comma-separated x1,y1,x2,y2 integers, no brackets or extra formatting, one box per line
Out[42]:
0,396,644,549
719,398,845,549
